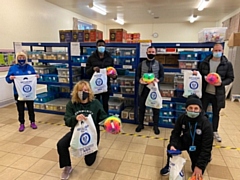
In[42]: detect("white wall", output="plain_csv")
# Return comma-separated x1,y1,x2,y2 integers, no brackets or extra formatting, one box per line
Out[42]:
218,7,240,26
0,0,105,49
106,22,217,42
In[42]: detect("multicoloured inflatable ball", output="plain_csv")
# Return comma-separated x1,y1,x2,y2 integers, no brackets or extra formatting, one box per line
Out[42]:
206,73,221,85
106,67,117,76
188,176,203,180
142,73,155,84
103,116,122,134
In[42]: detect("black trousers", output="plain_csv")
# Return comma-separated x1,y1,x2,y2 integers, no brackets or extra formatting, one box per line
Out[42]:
166,143,206,174
14,95,35,124
95,91,109,114
138,87,160,126
57,130,100,168
201,93,221,132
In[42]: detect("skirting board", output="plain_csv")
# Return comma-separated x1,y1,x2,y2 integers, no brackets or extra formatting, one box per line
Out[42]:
0,98,15,108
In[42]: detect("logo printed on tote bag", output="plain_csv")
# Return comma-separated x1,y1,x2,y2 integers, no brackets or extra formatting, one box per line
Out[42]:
95,78,103,86
150,92,157,100
23,85,32,93
80,133,91,145
189,81,198,90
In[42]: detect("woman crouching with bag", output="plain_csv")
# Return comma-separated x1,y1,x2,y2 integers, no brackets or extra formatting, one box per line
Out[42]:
57,80,108,180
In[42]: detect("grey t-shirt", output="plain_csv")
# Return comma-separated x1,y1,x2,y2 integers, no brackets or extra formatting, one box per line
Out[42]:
206,59,221,95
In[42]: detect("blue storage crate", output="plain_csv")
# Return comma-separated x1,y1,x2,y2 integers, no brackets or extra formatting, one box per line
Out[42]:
86,48,96,55
175,102,186,111
162,101,175,109
47,86,59,93
128,71,135,76
123,57,135,65
159,116,175,128
160,109,175,117
198,51,212,61
206,112,213,123
111,84,120,93
175,110,185,118
175,90,184,98
108,111,120,117
72,55,88,63
35,92,55,103
120,49,136,56
38,75,44,82
43,74,58,82
179,51,198,60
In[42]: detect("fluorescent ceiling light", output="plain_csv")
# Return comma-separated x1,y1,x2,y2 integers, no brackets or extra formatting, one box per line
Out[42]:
198,0,209,11
88,2,107,15
113,18,124,25
189,15,198,23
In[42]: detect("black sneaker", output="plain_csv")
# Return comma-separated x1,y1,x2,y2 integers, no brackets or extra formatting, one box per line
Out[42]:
135,125,144,132
160,164,169,175
153,126,160,135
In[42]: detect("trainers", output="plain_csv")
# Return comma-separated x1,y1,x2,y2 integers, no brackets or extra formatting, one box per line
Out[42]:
135,124,144,132
30,122,37,129
153,126,160,135
160,164,169,175
19,124,25,132
61,166,72,180
213,132,222,142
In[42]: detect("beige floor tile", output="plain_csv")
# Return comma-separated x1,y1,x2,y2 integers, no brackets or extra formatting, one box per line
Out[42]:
0,153,22,166
45,163,62,178
115,135,133,142
117,162,141,177
211,147,221,155
49,131,67,140
97,158,121,173
0,151,7,158
77,156,103,169
24,136,48,146
0,142,21,152
131,136,148,144
220,148,240,157
41,149,58,162
101,132,118,141
39,175,60,180
0,124,19,132
114,174,138,180
39,139,58,149
99,138,114,149
37,130,58,138
127,143,146,153
69,156,82,166
11,144,37,155
110,141,130,151
16,171,43,180
0,167,24,179
97,147,109,158
11,156,39,170
228,167,240,179
28,146,52,158
123,152,144,164
105,149,126,160
209,178,232,180
223,156,240,168
209,154,227,166
139,164,161,180
207,164,233,179
90,170,115,180
147,138,164,147
145,145,164,156
0,165,6,173
142,154,163,168
66,166,94,180
28,159,56,174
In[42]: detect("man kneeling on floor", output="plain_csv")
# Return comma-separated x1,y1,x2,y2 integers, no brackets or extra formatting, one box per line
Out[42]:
160,95,213,179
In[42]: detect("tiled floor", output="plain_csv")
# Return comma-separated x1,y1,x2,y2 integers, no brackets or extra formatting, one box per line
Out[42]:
0,100,240,180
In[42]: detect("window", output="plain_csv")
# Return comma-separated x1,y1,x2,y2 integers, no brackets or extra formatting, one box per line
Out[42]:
78,20,96,30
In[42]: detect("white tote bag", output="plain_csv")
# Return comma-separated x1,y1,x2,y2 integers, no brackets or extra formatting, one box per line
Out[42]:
183,70,202,98
14,75,37,101
145,82,163,109
70,114,98,157
90,68,108,94
169,155,186,180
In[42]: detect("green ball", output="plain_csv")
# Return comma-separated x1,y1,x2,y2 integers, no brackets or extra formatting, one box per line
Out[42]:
142,73,155,83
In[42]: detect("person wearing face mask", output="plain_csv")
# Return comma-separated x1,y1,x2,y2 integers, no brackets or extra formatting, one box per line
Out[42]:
5,52,39,132
197,43,234,142
86,39,116,114
135,46,164,135
57,80,108,180
160,95,213,179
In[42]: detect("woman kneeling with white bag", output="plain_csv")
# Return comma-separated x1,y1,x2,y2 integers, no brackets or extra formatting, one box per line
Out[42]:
57,80,108,180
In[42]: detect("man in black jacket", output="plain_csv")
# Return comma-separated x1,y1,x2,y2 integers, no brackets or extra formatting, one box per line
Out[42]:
160,95,213,178
198,43,234,142
135,46,164,135
86,40,117,114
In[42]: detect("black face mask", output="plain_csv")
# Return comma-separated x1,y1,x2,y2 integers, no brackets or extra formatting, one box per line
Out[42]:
78,91,89,101
147,54,155,60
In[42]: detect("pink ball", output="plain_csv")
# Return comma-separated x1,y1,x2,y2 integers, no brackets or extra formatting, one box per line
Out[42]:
206,73,221,85
104,117,121,134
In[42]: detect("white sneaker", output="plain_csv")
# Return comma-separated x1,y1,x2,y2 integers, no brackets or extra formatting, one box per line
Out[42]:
213,132,222,142
61,166,73,180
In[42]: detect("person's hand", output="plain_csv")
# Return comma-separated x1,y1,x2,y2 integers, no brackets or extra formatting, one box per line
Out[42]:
10,76,15,80
139,78,147,85
93,67,100,72
109,74,117,79
193,70,198,75
192,166,203,180
170,146,176,150
153,78,159,83
76,114,87,121
35,74,40,78
213,81,222,86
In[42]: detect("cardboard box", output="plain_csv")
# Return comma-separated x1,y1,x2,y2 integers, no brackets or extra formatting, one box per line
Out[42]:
127,33,133,39
133,33,140,40
59,30,72,42
228,33,240,47
155,55,166,64
109,29,127,42
84,29,103,42
72,30,84,42
165,54,178,64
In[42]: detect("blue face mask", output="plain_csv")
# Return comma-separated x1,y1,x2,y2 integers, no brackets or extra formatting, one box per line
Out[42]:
213,52,222,58
18,60,26,65
98,46,105,53
186,111,200,119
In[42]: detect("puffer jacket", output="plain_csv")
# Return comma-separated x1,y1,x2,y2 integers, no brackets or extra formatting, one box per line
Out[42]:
199,55,234,108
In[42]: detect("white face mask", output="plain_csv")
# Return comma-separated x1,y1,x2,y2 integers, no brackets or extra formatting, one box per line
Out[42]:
186,111,200,118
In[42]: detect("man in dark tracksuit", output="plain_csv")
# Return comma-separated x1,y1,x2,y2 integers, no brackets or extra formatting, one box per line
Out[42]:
135,46,164,135
86,40,117,114
160,95,213,179
198,43,234,142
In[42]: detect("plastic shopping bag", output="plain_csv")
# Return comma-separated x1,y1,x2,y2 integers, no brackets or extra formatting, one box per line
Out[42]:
14,75,37,101
90,68,108,94
70,114,98,157
183,70,202,98
145,82,162,109
169,155,186,180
